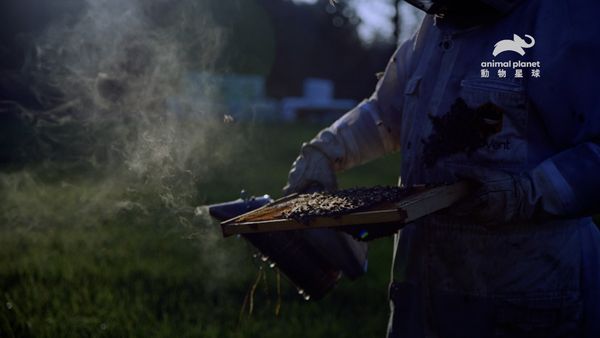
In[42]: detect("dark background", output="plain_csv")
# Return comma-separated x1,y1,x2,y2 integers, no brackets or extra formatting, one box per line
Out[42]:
0,0,406,337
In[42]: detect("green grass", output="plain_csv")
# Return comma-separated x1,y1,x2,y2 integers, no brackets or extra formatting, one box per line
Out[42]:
0,122,402,338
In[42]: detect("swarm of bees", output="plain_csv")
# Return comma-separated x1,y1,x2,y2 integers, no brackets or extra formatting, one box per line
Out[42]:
282,186,414,223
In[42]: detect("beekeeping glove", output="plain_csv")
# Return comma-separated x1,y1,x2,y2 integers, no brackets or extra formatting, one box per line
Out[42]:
282,102,399,196
449,167,541,227
283,145,338,195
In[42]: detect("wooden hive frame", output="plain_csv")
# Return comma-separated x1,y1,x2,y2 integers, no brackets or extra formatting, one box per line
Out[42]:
221,181,471,237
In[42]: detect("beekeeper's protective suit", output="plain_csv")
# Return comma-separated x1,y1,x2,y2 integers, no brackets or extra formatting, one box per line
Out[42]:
284,0,600,336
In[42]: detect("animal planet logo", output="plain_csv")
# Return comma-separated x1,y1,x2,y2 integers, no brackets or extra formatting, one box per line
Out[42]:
480,34,541,79
492,34,535,57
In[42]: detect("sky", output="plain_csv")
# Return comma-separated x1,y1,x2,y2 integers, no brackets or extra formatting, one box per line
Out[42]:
292,0,423,43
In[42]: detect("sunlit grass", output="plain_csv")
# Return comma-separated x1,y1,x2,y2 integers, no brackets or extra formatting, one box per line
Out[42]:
0,122,401,338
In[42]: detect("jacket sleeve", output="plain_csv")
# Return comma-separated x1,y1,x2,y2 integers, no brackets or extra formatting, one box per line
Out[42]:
306,38,414,172
527,0,600,217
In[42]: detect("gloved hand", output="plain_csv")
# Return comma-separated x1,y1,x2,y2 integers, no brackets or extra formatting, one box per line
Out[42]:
282,144,337,195
282,101,399,196
450,168,541,227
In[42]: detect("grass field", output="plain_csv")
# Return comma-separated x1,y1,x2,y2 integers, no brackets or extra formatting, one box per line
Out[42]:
0,122,402,338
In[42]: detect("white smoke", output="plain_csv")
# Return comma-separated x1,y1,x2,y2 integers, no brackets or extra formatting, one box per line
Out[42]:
0,0,247,229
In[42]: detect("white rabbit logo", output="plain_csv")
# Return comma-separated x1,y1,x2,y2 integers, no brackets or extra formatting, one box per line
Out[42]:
492,34,536,57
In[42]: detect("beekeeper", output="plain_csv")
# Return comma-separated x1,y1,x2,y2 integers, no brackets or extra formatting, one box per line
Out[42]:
284,0,600,336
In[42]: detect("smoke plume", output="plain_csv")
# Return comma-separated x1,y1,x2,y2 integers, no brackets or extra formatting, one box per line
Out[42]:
0,0,246,230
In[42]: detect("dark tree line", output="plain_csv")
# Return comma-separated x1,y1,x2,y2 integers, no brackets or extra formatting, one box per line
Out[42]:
0,0,397,167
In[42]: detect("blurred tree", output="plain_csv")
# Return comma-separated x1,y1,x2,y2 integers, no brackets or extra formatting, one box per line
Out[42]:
393,0,402,41
256,0,396,100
